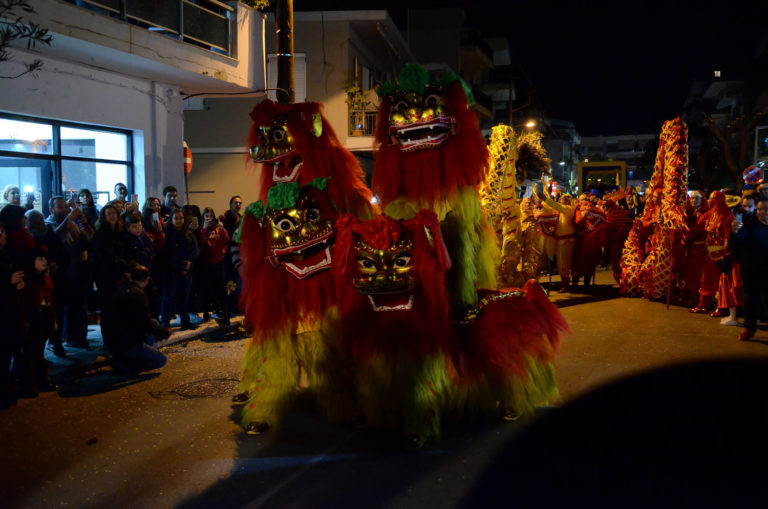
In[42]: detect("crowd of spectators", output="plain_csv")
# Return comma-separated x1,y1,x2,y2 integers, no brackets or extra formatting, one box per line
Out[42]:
1,184,243,408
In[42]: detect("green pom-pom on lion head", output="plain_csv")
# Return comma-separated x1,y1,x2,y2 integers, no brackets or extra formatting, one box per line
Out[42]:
245,200,266,220
267,181,300,210
307,177,328,191
376,64,473,105
398,64,431,94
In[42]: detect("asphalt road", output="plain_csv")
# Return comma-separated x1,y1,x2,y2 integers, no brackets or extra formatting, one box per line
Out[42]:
4,270,768,508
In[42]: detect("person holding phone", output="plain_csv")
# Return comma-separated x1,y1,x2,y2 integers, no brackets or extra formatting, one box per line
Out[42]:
77,188,100,227
200,207,231,325
140,197,165,318
114,183,128,204
44,196,93,349
160,208,199,330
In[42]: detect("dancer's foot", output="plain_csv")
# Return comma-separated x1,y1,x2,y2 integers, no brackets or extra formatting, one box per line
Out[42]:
231,392,249,405
245,421,270,435
739,328,756,341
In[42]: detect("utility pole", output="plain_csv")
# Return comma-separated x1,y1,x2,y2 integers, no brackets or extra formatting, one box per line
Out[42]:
274,0,295,104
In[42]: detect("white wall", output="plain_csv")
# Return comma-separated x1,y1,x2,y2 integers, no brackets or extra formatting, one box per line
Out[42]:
0,52,185,204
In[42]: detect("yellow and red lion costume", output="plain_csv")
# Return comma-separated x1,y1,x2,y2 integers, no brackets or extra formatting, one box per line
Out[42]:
372,64,498,310
333,211,568,446
236,179,360,433
236,99,374,434
247,99,372,217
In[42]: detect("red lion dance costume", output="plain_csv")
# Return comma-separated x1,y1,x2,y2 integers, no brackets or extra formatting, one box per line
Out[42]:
620,118,689,299
246,99,372,215
235,101,373,434
334,212,569,447
373,64,498,310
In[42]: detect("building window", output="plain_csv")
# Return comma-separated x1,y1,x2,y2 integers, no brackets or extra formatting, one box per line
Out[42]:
0,113,133,212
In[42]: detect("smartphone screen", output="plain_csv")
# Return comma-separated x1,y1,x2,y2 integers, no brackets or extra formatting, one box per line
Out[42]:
131,193,138,203
152,212,160,223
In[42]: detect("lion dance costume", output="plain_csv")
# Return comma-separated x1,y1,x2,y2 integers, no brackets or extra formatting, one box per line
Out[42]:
373,64,498,310
620,118,689,299
481,124,542,287
333,212,568,446
235,100,372,434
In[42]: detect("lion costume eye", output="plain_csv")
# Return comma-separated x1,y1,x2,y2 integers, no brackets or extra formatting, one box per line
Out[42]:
305,206,320,221
356,256,377,270
393,100,409,113
272,128,287,143
423,94,440,109
274,215,297,232
394,254,411,267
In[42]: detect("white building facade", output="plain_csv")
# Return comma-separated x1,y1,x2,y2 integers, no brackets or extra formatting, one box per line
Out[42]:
0,0,265,210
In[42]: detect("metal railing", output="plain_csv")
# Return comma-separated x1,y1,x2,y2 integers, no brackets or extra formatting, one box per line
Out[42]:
68,0,233,55
348,111,377,137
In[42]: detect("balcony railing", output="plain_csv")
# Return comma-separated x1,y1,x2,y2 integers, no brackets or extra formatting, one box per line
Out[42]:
67,0,234,56
348,110,377,137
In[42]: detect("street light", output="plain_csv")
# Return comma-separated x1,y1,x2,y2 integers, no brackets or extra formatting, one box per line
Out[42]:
524,120,536,129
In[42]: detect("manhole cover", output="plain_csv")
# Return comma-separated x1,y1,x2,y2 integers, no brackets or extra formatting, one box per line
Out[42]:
150,377,240,400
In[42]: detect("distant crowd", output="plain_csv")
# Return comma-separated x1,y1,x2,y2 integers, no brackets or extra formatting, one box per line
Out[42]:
1,182,243,408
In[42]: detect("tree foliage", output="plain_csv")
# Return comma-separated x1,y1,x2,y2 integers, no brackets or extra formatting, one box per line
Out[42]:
240,0,270,10
702,108,768,189
0,0,53,79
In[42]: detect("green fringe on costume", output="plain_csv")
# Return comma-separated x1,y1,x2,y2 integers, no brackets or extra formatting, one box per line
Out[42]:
356,353,453,442
384,187,499,310
237,308,358,429
446,355,559,423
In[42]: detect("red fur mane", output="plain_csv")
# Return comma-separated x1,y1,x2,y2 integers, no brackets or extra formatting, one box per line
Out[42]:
372,81,489,206
246,99,373,217
333,212,455,360
238,190,352,340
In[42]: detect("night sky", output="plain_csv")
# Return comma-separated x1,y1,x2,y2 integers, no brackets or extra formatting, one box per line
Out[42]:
301,0,768,136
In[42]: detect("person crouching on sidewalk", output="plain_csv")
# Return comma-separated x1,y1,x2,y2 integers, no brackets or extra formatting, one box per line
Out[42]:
107,264,171,375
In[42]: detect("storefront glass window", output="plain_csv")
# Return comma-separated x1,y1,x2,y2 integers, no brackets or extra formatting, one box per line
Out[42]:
61,160,129,206
61,126,128,161
0,114,133,212
0,118,53,155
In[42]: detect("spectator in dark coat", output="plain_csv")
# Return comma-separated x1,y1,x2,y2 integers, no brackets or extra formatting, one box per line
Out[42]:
92,204,127,345
182,204,204,315
78,188,100,227
160,209,199,329
219,196,243,239
0,204,36,264
122,212,155,269
0,223,25,408
45,196,94,349
141,197,165,254
141,198,165,318
730,196,768,341
17,248,58,397
160,186,179,224
107,265,169,374
26,210,68,358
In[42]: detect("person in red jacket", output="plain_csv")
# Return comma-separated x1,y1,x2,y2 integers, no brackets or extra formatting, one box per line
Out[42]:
200,207,231,325
18,248,58,397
